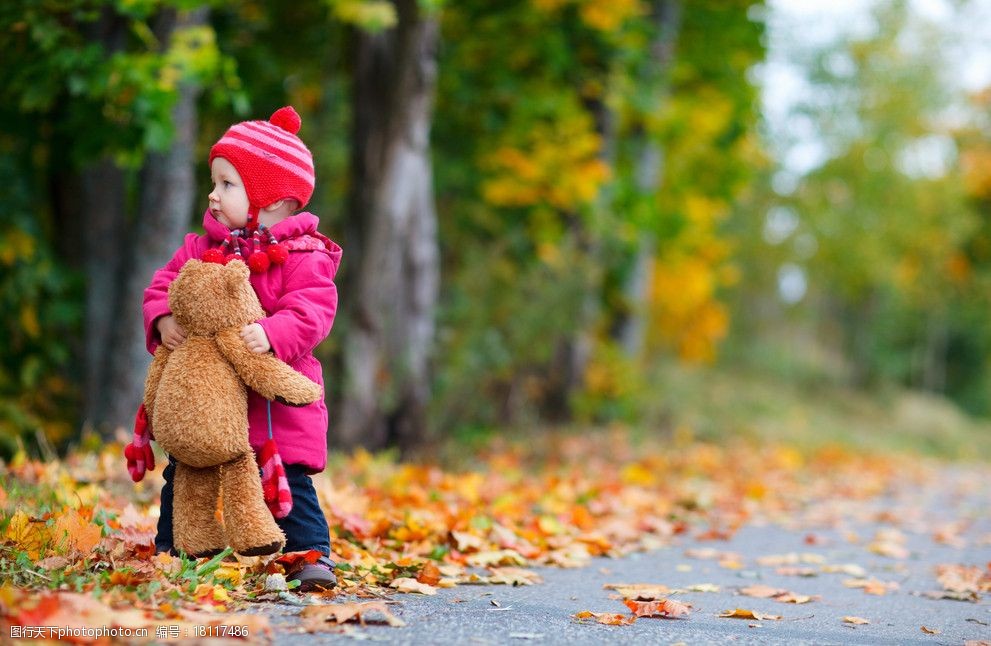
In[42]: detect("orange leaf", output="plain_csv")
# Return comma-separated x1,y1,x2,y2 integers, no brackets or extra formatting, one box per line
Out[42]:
390,577,437,595
53,508,102,554
623,598,691,619
740,584,787,598
573,610,636,625
417,562,441,586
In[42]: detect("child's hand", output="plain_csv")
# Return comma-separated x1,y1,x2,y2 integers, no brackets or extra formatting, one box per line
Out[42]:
241,323,271,354
157,315,187,350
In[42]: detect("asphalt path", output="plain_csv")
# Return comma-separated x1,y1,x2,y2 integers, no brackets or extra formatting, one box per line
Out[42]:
257,467,991,645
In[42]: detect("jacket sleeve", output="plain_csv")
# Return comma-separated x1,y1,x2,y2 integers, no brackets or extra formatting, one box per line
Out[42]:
143,235,199,354
257,251,339,365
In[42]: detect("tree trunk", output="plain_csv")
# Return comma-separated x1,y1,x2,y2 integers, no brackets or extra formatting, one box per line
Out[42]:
87,8,206,436
618,0,680,358
920,310,948,392
338,0,440,452
81,158,127,428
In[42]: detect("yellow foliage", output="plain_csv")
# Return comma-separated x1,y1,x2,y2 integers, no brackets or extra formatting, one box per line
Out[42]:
945,252,971,284
0,227,37,266
19,305,40,339
647,255,731,363
482,111,610,211
530,0,643,31
961,147,991,201
578,0,644,32
331,0,398,30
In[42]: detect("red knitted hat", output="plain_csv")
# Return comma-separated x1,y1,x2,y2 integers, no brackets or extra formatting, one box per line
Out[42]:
209,106,315,218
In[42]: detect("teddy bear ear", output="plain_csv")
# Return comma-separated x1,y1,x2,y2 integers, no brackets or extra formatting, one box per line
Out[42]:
224,259,249,294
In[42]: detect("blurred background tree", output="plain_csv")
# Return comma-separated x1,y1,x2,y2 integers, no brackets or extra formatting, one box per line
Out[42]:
0,0,988,457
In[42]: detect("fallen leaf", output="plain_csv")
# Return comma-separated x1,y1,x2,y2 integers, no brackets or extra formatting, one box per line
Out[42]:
687,583,721,592
936,564,991,594
776,566,818,577
719,608,782,621
466,549,526,567
603,583,674,600
573,610,636,625
623,598,691,619
34,556,70,570
299,601,405,629
868,529,909,559
843,616,870,625
922,590,979,602
489,567,542,586
822,563,867,577
843,578,899,595
920,626,940,634
451,530,483,552
390,577,437,595
775,593,818,604
740,584,788,598
52,509,102,554
5,509,49,559
417,562,441,586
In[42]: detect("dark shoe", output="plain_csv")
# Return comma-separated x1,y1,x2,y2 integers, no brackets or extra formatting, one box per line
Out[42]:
287,555,338,592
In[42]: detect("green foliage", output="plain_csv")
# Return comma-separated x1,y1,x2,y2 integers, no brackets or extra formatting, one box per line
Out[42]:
0,1,245,450
0,143,81,457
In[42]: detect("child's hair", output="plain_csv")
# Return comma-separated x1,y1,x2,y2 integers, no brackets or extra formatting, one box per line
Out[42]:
209,106,315,227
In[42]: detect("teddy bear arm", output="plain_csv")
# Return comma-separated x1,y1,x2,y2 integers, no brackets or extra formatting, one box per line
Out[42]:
143,344,171,417
215,327,323,406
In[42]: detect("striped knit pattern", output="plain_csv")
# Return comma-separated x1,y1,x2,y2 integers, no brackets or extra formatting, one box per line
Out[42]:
210,106,315,210
257,438,293,518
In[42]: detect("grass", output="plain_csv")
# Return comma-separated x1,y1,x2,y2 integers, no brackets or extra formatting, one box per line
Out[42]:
640,359,991,461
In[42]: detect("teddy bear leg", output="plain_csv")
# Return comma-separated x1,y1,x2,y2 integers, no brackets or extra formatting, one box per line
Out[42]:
220,453,286,556
173,462,227,557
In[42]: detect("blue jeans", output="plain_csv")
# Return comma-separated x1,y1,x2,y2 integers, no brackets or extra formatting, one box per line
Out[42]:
155,456,331,556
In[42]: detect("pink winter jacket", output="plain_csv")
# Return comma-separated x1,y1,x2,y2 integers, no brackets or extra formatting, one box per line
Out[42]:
143,210,342,472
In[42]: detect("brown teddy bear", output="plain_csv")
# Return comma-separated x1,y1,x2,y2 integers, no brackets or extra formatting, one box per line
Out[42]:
143,259,323,557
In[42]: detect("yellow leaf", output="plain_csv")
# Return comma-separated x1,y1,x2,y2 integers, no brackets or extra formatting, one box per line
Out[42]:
5,509,49,559
604,583,674,600
390,577,437,595
719,608,782,621
844,616,870,625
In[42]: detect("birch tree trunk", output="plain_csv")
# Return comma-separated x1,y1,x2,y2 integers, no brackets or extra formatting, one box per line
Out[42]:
338,0,440,451
86,8,206,436
618,0,680,357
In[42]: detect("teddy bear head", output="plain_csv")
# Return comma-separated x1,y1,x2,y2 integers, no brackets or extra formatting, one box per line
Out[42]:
168,259,265,336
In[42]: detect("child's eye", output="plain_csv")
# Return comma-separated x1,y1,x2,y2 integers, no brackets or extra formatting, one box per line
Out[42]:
224,180,233,188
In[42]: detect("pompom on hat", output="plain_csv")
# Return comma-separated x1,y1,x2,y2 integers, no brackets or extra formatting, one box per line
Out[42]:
209,106,315,227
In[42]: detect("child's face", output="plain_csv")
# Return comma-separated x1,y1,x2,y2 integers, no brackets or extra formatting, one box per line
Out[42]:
208,157,250,229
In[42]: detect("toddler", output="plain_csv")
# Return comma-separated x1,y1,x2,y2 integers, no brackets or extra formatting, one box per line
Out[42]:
141,106,341,591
